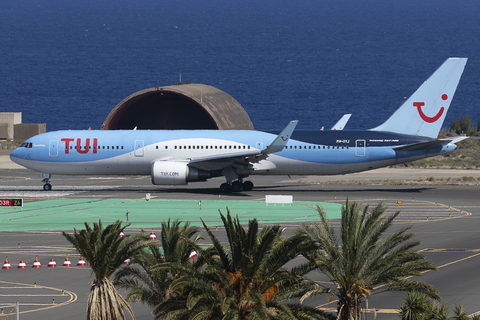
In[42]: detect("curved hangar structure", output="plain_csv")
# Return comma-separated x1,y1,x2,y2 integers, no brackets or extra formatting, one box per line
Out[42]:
101,83,253,130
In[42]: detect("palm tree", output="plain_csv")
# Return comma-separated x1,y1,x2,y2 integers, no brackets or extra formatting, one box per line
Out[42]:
297,199,439,320
399,292,479,320
113,219,203,309
452,305,470,320
156,209,334,319
62,219,155,320
399,291,432,320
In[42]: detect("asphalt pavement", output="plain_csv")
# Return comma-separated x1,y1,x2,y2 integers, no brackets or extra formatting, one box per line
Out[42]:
1,167,479,319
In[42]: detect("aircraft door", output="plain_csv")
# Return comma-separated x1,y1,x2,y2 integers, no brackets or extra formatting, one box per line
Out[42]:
49,140,58,157
256,142,263,151
355,140,366,157
134,140,144,157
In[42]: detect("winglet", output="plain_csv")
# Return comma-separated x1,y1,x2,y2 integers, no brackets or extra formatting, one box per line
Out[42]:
331,114,352,130
262,120,298,154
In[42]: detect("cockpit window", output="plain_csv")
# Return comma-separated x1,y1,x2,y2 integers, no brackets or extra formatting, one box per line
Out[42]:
20,142,33,148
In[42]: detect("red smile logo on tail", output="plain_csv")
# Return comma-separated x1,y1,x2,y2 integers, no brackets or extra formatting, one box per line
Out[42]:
413,94,447,123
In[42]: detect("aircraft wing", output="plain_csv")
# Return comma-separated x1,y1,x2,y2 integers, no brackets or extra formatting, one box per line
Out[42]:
393,136,468,151
167,121,298,169
331,114,351,130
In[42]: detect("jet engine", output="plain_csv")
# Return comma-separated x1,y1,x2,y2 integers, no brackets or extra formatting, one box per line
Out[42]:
151,161,211,185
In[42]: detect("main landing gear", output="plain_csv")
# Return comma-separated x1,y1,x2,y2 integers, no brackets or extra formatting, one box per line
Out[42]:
41,173,52,191
219,179,254,193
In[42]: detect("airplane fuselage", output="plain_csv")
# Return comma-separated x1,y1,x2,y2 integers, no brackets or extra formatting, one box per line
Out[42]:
10,129,455,178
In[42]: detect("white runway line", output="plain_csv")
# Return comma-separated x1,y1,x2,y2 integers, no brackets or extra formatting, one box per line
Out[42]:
0,185,121,197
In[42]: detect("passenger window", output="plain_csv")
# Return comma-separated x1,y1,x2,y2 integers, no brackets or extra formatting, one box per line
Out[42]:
165,146,168,149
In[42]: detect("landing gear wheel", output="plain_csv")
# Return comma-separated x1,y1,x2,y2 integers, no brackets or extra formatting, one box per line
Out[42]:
220,183,231,193
43,183,52,191
243,180,254,191
231,181,243,192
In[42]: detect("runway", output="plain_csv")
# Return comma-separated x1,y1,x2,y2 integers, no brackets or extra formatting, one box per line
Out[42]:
1,168,480,319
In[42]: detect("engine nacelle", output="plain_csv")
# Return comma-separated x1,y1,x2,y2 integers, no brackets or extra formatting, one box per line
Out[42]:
151,161,211,185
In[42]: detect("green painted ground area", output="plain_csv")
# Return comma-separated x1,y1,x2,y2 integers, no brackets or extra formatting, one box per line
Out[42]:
0,199,342,231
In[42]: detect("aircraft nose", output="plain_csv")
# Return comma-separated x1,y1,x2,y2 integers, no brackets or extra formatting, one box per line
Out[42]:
9,148,23,164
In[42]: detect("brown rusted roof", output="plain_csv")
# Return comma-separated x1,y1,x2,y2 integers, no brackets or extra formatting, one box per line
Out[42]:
101,83,253,130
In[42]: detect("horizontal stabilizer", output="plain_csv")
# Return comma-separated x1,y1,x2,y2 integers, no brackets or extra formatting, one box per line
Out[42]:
393,136,468,151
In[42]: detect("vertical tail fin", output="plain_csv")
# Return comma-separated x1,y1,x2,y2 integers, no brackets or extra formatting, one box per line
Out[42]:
370,58,467,138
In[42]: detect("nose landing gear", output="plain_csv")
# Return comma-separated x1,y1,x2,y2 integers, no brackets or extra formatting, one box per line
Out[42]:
41,173,52,191
43,182,52,191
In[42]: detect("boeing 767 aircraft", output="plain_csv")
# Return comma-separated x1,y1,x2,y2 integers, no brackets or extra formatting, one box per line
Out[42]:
10,58,468,192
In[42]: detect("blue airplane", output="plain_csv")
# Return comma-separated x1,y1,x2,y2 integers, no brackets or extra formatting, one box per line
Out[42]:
10,58,468,192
